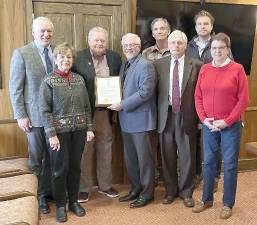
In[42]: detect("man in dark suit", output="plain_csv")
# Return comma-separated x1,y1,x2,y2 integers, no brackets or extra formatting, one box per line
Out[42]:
154,30,202,207
9,17,54,214
109,33,156,208
72,27,121,202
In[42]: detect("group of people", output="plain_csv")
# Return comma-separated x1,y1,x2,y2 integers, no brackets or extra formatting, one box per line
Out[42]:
9,9,249,223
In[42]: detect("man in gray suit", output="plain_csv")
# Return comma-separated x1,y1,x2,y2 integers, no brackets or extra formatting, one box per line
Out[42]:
154,30,202,207
9,17,54,214
109,33,156,208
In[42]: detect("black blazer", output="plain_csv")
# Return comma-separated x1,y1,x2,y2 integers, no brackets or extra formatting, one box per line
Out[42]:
72,48,122,114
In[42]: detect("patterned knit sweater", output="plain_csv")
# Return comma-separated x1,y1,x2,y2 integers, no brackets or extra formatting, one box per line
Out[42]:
39,72,93,137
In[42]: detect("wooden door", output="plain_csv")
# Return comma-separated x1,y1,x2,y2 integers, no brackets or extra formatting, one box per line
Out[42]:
32,0,130,53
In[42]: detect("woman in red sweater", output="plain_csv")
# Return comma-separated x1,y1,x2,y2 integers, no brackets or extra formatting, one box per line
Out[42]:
193,33,249,219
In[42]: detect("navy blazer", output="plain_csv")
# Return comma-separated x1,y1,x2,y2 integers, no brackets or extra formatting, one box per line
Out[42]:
72,48,122,113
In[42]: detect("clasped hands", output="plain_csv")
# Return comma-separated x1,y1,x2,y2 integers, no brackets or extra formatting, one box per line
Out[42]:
203,118,228,132
49,131,95,151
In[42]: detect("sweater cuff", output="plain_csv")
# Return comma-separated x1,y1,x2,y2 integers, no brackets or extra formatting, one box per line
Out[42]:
45,127,57,138
87,123,93,132
224,118,234,127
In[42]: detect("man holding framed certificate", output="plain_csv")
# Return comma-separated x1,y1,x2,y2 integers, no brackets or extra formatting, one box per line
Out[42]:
109,33,157,208
72,26,122,202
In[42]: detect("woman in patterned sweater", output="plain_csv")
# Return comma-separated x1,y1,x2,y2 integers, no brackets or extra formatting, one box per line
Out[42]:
40,42,94,223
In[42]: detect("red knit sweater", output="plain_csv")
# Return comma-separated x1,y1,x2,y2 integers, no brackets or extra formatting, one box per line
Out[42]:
194,61,249,127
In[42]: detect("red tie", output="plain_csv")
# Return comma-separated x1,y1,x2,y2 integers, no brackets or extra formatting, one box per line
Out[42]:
172,60,180,113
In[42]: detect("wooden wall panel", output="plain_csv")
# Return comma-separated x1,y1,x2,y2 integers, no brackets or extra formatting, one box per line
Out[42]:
0,0,29,158
0,123,27,158
48,14,75,47
0,0,26,120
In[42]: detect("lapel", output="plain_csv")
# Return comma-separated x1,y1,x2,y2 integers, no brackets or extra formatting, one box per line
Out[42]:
161,56,171,95
123,54,142,89
30,42,47,76
106,50,114,76
181,56,193,96
83,49,96,77
119,63,126,84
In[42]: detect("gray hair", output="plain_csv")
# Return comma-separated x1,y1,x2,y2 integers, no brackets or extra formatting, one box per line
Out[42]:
32,17,54,31
151,17,171,34
121,33,141,45
88,26,108,41
168,30,188,44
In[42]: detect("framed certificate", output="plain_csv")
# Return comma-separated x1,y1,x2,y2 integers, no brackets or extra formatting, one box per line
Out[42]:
95,76,122,107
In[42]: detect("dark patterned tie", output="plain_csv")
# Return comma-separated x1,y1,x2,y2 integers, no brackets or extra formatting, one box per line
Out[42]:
123,61,130,80
43,48,53,74
172,60,180,113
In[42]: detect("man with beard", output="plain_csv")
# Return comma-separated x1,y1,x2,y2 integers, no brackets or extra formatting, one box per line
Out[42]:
72,27,122,202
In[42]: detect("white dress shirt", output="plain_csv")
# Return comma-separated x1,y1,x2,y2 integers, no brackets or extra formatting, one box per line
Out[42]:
169,55,185,105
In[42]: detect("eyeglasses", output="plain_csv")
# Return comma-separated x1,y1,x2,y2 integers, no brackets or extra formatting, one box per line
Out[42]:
211,46,227,50
122,43,140,49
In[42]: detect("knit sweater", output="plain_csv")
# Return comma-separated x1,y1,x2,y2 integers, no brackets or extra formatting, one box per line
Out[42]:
194,61,249,127
39,72,93,138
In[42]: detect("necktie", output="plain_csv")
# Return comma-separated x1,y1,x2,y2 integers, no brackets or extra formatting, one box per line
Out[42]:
172,60,180,113
123,61,130,80
43,48,53,74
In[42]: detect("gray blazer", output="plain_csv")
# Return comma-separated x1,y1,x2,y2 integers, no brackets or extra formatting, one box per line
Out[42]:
154,55,203,134
9,42,50,127
119,54,157,133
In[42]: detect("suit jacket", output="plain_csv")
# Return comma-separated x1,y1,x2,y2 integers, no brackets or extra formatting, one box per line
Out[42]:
72,48,122,114
119,54,157,133
154,55,203,134
9,42,51,127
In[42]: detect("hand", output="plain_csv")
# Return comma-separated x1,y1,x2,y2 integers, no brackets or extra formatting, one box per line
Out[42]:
87,131,94,142
17,117,32,132
213,120,228,130
197,123,202,130
108,102,123,111
49,136,60,151
203,118,214,130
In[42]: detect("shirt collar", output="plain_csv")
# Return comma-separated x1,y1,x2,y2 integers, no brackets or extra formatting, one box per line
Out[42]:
151,44,169,54
128,54,140,65
171,55,185,64
90,49,106,61
34,41,51,54
194,36,211,45
212,57,231,67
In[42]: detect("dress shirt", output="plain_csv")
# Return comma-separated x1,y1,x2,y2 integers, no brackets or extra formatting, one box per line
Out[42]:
142,44,170,62
34,41,53,73
212,57,231,67
91,52,110,77
169,55,185,105
194,36,211,57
